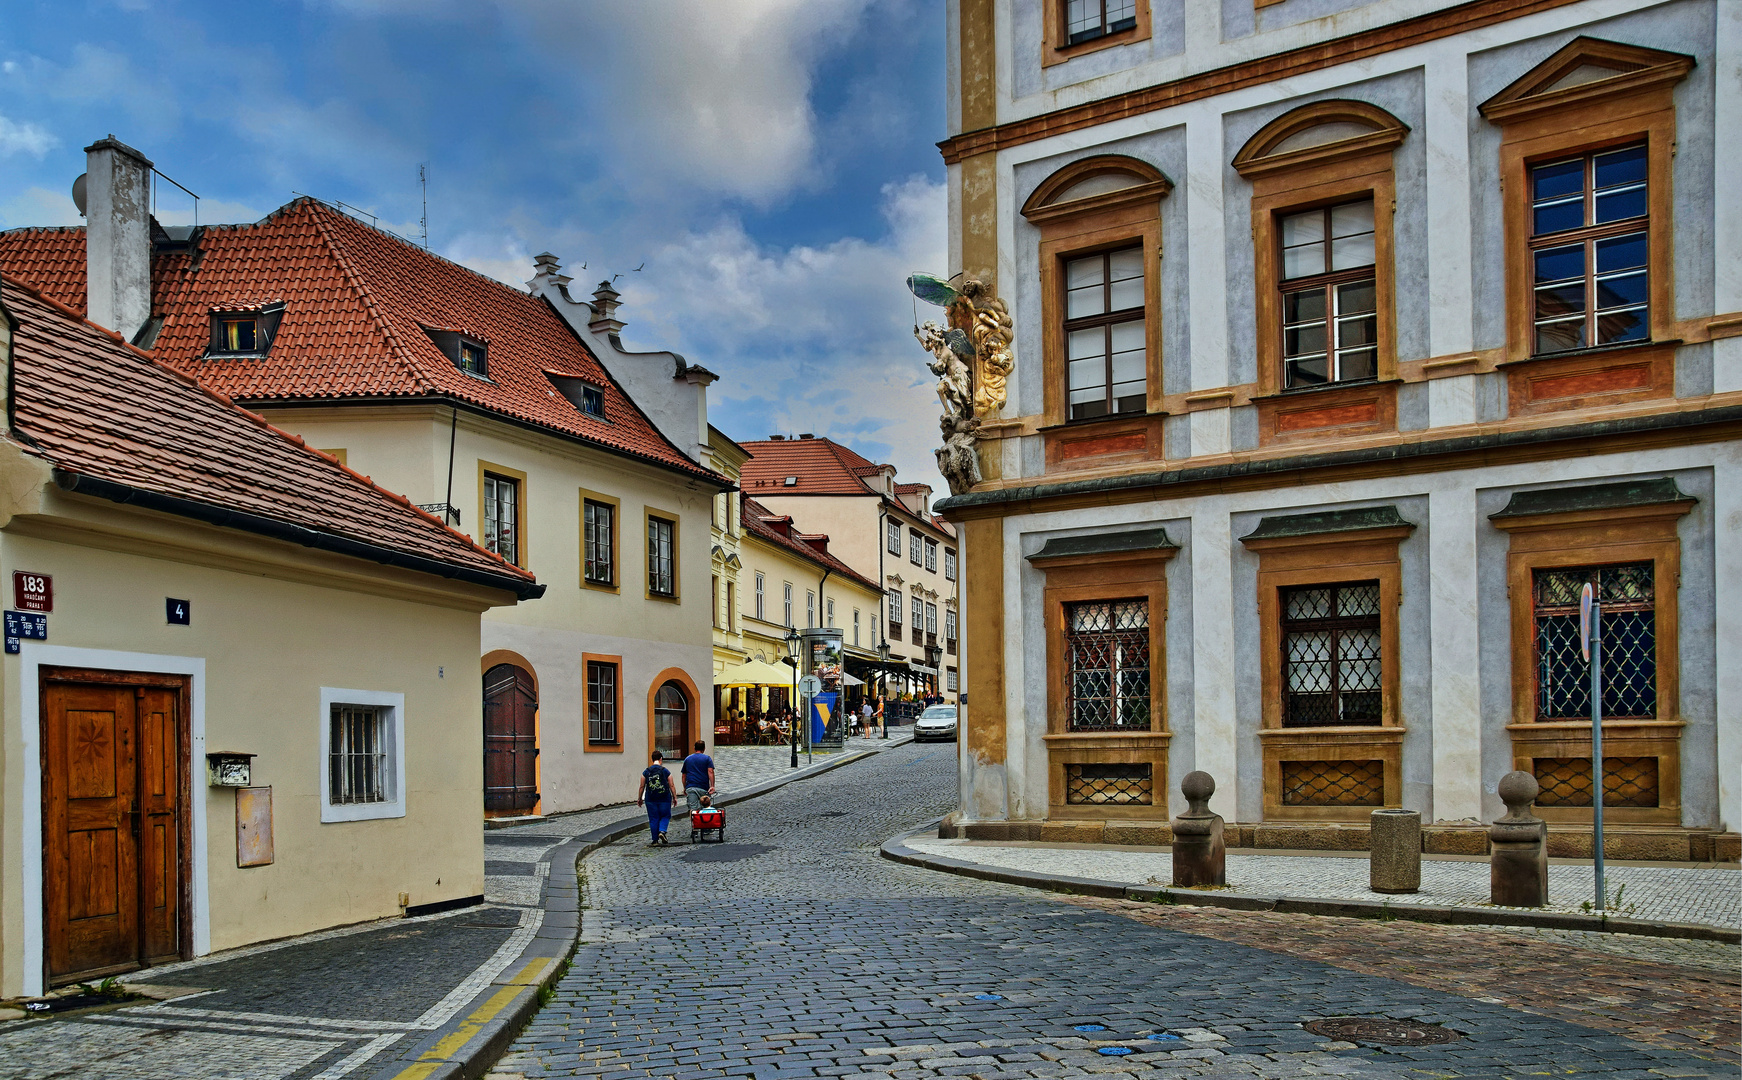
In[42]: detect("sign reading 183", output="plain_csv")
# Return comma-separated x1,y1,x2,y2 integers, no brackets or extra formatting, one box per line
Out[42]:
12,572,52,613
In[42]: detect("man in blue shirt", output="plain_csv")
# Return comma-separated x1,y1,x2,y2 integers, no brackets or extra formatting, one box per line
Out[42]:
681,740,715,817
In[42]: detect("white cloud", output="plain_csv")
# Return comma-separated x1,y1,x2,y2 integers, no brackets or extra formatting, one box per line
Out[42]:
0,185,82,230
0,115,58,158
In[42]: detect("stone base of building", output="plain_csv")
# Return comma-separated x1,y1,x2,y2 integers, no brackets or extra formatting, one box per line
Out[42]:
941,816,1738,863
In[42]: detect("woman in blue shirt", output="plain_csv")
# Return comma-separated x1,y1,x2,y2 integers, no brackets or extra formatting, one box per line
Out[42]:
638,751,674,846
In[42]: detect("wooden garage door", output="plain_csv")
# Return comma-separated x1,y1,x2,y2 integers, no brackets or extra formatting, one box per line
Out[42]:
42,675,185,983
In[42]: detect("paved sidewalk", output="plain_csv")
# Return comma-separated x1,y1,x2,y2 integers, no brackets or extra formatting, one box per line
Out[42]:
903,836,1741,930
0,736,910,1080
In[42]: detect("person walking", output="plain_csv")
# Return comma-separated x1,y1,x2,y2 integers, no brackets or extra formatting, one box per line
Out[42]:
638,750,674,846
681,740,716,818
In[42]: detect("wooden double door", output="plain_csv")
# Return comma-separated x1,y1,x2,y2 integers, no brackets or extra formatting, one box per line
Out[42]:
41,671,188,984
483,663,539,815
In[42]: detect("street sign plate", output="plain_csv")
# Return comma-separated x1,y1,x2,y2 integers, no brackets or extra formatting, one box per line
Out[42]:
12,572,51,613
4,610,47,640
798,675,822,696
1579,583,1594,661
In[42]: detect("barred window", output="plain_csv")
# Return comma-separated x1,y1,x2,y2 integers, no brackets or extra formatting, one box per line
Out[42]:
1533,562,1656,720
483,473,520,565
587,661,618,744
647,516,675,596
1064,598,1150,731
329,705,387,804
1281,581,1382,726
584,499,614,584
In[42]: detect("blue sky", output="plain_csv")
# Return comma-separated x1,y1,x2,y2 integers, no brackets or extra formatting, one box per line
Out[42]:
0,0,951,493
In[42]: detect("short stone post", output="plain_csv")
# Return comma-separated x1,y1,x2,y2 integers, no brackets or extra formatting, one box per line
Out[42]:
1490,771,1548,907
1171,771,1225,887
1369,808,1421,894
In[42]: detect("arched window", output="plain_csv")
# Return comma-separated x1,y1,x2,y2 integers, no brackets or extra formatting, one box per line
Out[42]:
1021,155,1172,441
654,681,689,757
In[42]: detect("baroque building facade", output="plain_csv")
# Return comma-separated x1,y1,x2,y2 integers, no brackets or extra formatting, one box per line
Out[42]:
936,0,1738,859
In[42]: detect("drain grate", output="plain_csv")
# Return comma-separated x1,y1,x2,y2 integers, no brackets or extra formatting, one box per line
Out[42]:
1304,1018,1462,1046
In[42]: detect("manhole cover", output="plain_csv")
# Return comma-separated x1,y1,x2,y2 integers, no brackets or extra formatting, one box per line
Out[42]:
1304,1018,1462,1046
680,843,772,863
1097,1047,1134,1056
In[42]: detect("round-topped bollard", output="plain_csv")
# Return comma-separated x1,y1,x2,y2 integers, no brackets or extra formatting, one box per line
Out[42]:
1490,770,1548,907
1171,770,1225,888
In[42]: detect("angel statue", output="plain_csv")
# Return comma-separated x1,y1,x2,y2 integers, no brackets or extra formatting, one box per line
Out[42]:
907,272,1016,496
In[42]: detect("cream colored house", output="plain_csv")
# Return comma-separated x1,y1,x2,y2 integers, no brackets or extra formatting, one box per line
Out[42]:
0,273,537,996
739,436,961,702
707,426,751,697
0,149,731,818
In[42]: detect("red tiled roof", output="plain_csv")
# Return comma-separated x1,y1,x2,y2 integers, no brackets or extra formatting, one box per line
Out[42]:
894,482,930,494
0,200,721,484
738,436,887,496
1,275,541,598
740,498,882,593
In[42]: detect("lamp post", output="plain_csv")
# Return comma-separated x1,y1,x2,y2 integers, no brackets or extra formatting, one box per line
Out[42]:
877,639,892,738
926,643,943,702
784,627,801,769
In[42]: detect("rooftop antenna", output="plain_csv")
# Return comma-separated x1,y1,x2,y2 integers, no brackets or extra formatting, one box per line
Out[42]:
418,163,429,249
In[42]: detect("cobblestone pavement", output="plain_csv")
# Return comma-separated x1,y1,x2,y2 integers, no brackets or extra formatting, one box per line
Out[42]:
904,839,1742,929
490,743,1734,1079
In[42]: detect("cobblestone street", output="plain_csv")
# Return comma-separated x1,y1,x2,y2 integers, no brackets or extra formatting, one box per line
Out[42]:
490,743,1739,1080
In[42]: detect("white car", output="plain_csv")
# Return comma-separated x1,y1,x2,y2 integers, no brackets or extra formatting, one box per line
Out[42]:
911,705,958,742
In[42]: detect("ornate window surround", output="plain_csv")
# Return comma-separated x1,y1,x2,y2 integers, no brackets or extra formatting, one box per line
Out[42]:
1238,506,1413,823
1478,36,1693,395
1022,155,1172,467
1029,528,1175,821
1235,101,1408,432
1488,478,1693,826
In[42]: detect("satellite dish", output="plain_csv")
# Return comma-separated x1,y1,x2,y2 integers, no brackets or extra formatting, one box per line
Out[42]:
71,173,87,216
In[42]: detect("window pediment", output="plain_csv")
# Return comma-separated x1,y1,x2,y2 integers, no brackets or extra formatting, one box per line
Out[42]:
1233,100,1409,180
1021,155,1172,225
1478,37,1694,125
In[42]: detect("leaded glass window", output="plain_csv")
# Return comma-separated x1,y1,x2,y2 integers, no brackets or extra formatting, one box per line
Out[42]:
1064,598,1150,731
1533,562,1656,720
1280,581,1382,726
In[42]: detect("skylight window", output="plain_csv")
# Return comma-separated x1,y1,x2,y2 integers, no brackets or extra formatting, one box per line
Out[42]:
458,339,487,376
784,476,798,486
421,326,491,379
547,373,608,419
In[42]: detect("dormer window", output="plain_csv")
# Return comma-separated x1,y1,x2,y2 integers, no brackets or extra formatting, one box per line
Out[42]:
422,326,490,379
548,374,608,419
458,339,486,376
208,302,284,357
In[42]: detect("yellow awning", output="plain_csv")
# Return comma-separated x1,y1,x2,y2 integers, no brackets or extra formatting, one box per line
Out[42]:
715,659,797,687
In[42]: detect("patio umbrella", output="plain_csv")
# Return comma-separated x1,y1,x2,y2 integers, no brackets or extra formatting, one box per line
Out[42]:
715,659,796,687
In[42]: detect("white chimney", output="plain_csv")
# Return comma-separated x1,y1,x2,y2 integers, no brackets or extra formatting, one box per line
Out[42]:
83,136,153,341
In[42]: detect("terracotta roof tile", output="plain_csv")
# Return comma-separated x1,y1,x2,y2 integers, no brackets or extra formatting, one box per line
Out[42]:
0,200,720,483
1,275,539,597
738,436,887,496
740,497,882,593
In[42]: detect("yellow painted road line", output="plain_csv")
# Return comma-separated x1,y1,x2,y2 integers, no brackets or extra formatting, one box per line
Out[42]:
389,958,554,1079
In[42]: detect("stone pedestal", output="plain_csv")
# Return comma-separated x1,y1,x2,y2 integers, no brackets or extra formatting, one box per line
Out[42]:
1171,771,1225,887
1490,771,1548,907
1369,808,1421,893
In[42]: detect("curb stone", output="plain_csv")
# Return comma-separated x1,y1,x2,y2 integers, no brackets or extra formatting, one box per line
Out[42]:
879,820,1742,945
369,736,914,1080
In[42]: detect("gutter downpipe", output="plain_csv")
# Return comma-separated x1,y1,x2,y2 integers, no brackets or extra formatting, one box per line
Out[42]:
444,405,458,526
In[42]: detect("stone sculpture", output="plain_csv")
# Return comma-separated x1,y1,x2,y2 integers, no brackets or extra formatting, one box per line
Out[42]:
909,273,1015,496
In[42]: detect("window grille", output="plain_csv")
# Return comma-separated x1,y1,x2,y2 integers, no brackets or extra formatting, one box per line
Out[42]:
1063,246,1145,420
945,548,957,581
329,705,387,804
584,500,614,584
647,517,675,595
887,520,902,554
1280,581,1382,726
1065,762,1151,804
1064,598,1150,731
1533,756,1659,808
1529,144,1648,355
483,473,519,565
1065,0,1136,45
924,539,938,572
1533,562,1655,720
1281,759,1384,806
587,662,618,744
1279,200,1377,388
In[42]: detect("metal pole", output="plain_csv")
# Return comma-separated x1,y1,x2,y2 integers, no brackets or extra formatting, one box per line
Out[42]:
1591,600,1606,910
789,666,799,770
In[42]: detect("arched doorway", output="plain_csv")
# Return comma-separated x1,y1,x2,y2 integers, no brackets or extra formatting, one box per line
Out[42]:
653,681,689,758
483,663,538,815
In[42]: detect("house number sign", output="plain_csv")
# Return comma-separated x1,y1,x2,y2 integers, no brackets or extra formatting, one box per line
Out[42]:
12,572,51,613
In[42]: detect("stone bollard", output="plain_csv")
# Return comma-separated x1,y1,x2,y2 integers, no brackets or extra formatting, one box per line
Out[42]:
1490,771,1548,907
1171,771,1225,887
1369,808,1422,894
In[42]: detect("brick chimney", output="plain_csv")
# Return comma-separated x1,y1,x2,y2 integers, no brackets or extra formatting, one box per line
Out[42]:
83,136,153,342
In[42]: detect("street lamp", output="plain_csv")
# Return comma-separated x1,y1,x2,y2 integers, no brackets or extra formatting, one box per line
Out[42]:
876,639,893,738
783,627,801,769
926,643,943,702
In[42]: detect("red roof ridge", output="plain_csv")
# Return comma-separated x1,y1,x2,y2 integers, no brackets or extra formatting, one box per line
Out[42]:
2,272,531,581
301,201,434,395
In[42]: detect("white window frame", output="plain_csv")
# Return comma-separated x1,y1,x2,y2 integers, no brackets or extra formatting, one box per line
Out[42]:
755,572,765,620
319,687,406,823
945,548,957,581
947,667,959,692
807,590,816,628
925,538,938,573
784,582,794,627
853,608,861,646
888,589,902,625
910,531,923,565
887,520,902,554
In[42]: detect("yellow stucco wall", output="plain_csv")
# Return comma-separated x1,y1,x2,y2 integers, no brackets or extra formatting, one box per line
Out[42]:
0,486,504,997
